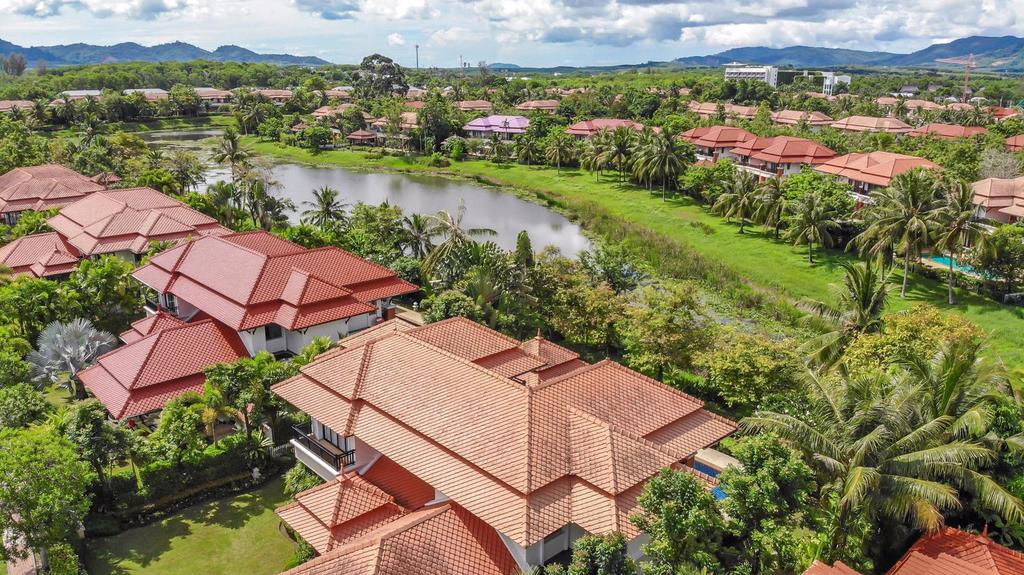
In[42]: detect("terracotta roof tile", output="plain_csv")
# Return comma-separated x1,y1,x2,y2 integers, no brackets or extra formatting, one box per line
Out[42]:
748,137,837,165
816,151,940,187
683,125,756,149
0,232,81,278
361,456,436,510
886,527,1024,575
803,560,863,575
908,123,988,140
119,311,186,344
772,110,834,125
0,165,105,215
831,115,913,133
565,119,644,137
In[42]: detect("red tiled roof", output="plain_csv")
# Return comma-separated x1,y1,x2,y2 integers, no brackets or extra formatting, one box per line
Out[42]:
119,311,186,344
886,527,1024,575
687,102,757,119
79,319,249,419
0,232,81,278
683,125,756,149
516,99,560,111
816,151,940,187
132,231,418,331
803,560,863,575
908,123,988,139
47,187,230,256
748,136,837,165
1007,135,1024,153
771,109,834,126
272,317,735,547
0,100,34,113
728,136,776,158
456,100,493,111
279,502,518,575
0,165,106,215
831,115,913,133
566,119,644,137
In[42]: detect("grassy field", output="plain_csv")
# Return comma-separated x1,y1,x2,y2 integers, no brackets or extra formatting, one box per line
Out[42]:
242,141,1024,367
49,115,234,138
83,477,295,575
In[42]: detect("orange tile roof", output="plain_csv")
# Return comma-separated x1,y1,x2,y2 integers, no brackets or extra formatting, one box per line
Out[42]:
815,151,940,187
272,317,735,547
0,100,33,113
831,115,913,133
1007,135,1024,153
687,102,757,119
119,311,186,344
683,125,756,149
132,231,418,331
0,232,81,278
803,560,863,575
566,119,645,137
885,527,1024,575
279,502,518,575
516,99,560,112
0,165,106,215
47,187,230,256
456,100,493,112
771,109,833,126
908,123,988,140
728,136,776,158
748,136,837,165
79,319,249,419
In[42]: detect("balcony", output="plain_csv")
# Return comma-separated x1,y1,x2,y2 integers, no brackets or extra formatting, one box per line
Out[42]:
291,424,355,478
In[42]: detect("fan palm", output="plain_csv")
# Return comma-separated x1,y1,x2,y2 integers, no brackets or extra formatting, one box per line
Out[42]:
28,318,115,400
800,261,890,369
933,179,990,304
401,213,439,259
301,186,348,231
742,369,1024,564
713,170,758,233
422,199,497,278
853,169,942,297
786,190,840,263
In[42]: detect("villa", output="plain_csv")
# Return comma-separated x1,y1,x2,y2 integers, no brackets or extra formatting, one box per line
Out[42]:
971,177,1024,223
195,88,233,105
566,118,645,139
515,99,560,113
830,115,913,133
272,316,738,573
0,232,81,279
123,88,169,102
730,136,837,178
771,110,833,127
681,125,755,161
0,164,107,225
815,151,939,205
0,100,33,114
57,89,102,101
371,111,419,134
325,87,352,100
456,100,493,113
255,89,294,104
907,123,987,139
462,115,529,139
688,102,758,120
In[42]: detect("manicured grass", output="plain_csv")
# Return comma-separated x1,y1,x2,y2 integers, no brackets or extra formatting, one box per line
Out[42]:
49,115,234,137
83,477,295,575
43,383,75,411
242,141,1024,368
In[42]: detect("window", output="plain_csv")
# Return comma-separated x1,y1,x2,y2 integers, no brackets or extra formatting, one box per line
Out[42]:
266,324,283,341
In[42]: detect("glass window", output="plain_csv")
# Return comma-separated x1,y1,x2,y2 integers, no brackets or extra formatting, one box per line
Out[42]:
266,324,283,340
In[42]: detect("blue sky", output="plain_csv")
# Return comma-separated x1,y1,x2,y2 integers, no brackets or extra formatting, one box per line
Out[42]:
1,0,1022,67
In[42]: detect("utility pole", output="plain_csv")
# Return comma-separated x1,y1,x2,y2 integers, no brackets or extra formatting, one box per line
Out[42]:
415,44,419,70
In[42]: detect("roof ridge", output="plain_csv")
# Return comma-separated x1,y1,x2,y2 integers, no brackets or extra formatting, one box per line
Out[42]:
568,406,690,465
129,319,218,389
393,331,531,395
344,342,374,435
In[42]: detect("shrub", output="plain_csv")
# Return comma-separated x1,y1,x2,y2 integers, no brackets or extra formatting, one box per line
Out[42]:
426,152,450,167
47,542,82,575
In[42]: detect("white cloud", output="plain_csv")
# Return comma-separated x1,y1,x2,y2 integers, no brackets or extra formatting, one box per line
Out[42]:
387,32,406,46
0,0,203,19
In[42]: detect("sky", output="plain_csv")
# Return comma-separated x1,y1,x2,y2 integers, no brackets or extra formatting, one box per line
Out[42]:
1,0,1023,68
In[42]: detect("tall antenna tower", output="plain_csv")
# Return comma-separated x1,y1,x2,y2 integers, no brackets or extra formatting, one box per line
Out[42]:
935,53,976,103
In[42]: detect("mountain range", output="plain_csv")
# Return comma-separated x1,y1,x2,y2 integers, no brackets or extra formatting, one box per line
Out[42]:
0,39,330,67
673,35,1024,71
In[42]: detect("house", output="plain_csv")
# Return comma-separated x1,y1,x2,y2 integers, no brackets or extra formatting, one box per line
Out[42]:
371,111,419,133
272,316,737,573
131,230,418,357
46,187,232,262
732,137,837,178
681,125,755,161
903,99,943,112
1007,135,1024,152
123,88,169,102
0,232,81,279
406,87,428,99
312,104,352,120
805,527,1024,575
687,102,757,120
0,164,107,225
971,177,1024,223
895,85,920,97
77,317,249,420
947,102,976,111
989,106,1020,122
255,89,294,104
566,118,645,139
462,115,529,139
195,88,233,105
57,89,102,101
771,110,833,127
723,62,778,87
908,123,988,140
830,115,913,133
456,100,493,113
404,100,426,110
815,151,940,204
0,100,33,114
346,130,380,146
325,87,352,100
515,99,560,113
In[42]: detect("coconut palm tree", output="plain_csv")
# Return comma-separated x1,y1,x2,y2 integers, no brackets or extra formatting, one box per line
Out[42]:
578,141,606,181
300,186,348,231
513,135,540,166
401,213,439,259
800,261,890,369
164,149,206,195
742,368,1024,564
853,168,942,297
633,128,694,200
28,319,115,400
211,127,252,188
545,133,576,173
422,199,497,278
599,127,635,183
713,171,758,233
786,190,840,263
933,179,990,305
206,181,239,228
753,176,787,238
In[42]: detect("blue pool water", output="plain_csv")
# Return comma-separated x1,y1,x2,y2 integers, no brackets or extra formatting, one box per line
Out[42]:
930,255,977,274
693,461,728,500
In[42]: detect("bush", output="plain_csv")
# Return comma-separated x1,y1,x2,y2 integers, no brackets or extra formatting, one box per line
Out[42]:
47,542,82,575
426,152,450,167
0,383,51,428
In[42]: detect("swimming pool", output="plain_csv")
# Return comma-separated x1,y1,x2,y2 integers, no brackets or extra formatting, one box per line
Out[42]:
929,255,977,274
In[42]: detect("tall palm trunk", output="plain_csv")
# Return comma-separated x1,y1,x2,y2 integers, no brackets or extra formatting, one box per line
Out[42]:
948,249,958,305
808,240,814,263
901,249,911,297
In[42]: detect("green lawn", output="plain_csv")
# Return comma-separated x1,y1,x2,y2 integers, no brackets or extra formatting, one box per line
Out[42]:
49,115,234,138
83,477,295,575
243,141,1024,368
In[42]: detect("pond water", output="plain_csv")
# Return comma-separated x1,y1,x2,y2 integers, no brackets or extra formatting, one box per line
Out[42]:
140,129,591,256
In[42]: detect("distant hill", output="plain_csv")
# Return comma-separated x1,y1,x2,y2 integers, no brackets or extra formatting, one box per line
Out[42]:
674,35,1024,71
0,38,330,67
489,63,521,70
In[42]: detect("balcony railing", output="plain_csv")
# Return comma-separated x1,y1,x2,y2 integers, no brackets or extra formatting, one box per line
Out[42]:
291,424,355,471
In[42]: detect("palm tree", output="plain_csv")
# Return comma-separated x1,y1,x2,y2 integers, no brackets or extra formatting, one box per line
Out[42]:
742,369,1024,564
28,319,115,400
201,384,235,446
713,171,758,233
513,135,540,166
211,127,252,188
634,128,693,200
545,133,576,173
164,149,206,195
934,179,990,305
206,181,239,228
422,199,497,278
800,261,890,369
599,127,635,183
578,141,605,180
300,186,348,231
753,177,787,238
402,213,439,259
853,169,942,297
786,191,840,263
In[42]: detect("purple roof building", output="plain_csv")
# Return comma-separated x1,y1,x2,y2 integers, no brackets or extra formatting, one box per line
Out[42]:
462,115,530,140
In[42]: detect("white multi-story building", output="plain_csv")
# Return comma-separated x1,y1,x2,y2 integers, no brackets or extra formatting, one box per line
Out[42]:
822,72,851,96
724,62,779,87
